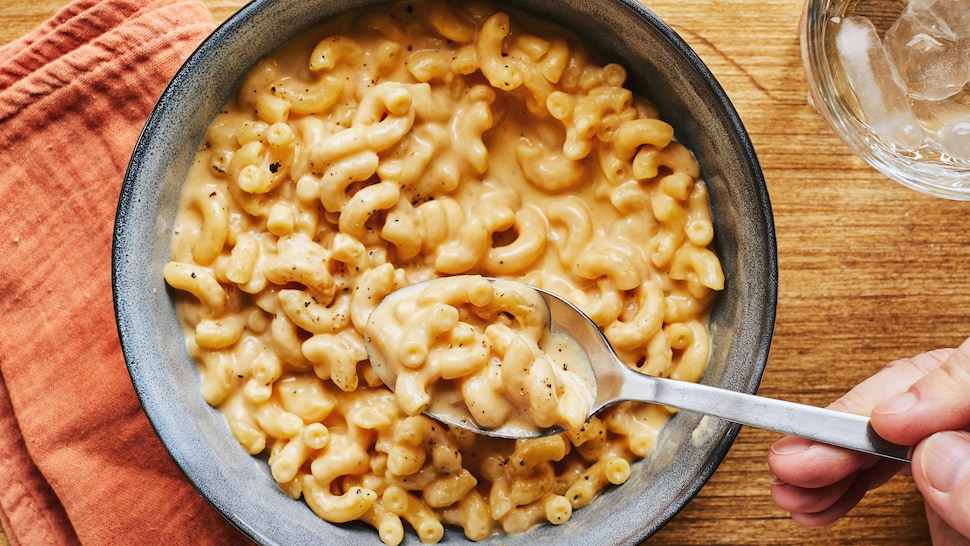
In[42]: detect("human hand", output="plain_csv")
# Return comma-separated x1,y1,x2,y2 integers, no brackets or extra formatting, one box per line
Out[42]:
767,337,970,545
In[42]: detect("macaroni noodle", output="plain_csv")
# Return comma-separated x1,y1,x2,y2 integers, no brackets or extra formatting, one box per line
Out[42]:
164,1,724,543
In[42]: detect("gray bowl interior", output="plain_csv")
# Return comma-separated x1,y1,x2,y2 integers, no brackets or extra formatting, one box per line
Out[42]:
113,0,777,544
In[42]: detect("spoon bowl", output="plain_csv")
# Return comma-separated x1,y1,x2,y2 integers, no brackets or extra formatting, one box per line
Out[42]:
366,277,911,462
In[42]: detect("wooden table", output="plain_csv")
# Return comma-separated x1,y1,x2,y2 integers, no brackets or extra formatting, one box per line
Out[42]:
2,0,968,544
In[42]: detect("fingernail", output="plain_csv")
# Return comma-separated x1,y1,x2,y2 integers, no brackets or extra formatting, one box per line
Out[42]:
920,431,970,493
875,391,917,415
770,435,813,455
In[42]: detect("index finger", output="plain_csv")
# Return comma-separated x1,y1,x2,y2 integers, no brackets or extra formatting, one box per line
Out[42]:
829,347,954,419
872,338,970,445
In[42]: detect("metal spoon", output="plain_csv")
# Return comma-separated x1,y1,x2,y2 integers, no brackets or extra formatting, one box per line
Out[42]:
365,278,911,462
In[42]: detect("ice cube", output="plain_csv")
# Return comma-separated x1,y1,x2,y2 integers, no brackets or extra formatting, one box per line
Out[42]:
911,90,970,132
938,115,970,160
885,0,970,101
916,0,970,38
913,91,970,161
835,16,925,149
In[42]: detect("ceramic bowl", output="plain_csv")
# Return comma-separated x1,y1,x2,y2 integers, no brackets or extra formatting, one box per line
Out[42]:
113,0,777,543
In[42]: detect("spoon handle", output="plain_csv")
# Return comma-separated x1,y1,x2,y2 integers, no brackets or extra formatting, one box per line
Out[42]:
623,373,911,462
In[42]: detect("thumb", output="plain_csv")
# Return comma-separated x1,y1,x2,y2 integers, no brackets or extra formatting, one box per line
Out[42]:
912,430,970,539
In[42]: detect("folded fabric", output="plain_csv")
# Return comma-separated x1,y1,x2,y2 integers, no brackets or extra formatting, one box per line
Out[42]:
0,1,251,544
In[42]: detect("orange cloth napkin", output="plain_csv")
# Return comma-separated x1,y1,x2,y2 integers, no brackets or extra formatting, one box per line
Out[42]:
0,1,252,544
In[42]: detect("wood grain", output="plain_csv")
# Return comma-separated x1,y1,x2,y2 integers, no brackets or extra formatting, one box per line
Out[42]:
3,0,968,544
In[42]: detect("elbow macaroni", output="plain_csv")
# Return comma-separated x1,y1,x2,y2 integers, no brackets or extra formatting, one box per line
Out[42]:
165,1,724,544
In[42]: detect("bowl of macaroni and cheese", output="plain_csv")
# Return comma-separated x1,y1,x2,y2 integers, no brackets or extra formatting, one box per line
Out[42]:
113,0,777,544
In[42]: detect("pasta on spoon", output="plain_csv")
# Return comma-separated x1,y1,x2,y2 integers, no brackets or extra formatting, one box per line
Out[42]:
364,275,598,437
